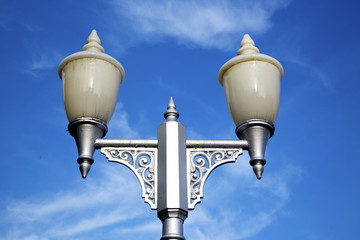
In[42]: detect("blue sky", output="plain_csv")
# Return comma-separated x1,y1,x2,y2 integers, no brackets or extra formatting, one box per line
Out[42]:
0,0,359,239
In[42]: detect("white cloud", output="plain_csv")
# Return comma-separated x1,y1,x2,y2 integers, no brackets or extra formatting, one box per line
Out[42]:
0,21,8,31
185,159,301,239
111,0,291,50
47,208,134,237
23,23,43,32
107,102,140,138
2,165,150,240
119,219,160,234
29,51,63,71
1,158,300,240
26,50,64,78
281,52,334,89
7,168,134,222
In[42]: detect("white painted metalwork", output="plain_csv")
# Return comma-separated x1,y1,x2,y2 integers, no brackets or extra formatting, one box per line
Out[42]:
187,148,243,209
101,147,158,209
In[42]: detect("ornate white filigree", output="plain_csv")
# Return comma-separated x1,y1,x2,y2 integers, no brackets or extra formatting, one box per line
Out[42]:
101,147,157,209
187,149,242,209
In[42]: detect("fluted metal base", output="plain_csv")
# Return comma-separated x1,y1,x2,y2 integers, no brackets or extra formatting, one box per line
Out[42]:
236,119,275,180
68,118,108,178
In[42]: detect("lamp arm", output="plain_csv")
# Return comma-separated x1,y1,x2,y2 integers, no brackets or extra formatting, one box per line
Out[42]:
95,139,248,149
95,138,158,148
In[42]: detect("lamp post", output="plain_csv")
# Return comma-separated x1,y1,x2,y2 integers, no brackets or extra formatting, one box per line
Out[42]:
58,30,283,240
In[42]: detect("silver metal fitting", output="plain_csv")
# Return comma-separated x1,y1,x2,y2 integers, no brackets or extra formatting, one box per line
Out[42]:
235,119,275,180
68,118,108,178
164,97,179,121
158,209,187,240
235,119,275,139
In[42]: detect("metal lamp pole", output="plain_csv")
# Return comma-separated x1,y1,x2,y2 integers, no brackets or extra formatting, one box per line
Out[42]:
58,30,283,240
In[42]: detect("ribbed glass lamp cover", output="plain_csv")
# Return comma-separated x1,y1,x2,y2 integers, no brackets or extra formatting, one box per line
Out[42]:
58,30,125,124
218,34,283,126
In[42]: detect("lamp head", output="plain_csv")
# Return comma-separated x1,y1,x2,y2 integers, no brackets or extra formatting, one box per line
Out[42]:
58,30,125,178
218,34,283,179
58,30,125,124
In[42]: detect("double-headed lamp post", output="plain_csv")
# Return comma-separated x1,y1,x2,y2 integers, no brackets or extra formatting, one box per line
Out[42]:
58,30,283,240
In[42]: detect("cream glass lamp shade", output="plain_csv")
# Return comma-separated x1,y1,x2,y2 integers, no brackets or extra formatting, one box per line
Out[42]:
218,34,283,126
58,30,125,124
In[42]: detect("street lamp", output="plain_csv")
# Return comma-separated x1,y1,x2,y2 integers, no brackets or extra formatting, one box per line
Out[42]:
58,30,283,240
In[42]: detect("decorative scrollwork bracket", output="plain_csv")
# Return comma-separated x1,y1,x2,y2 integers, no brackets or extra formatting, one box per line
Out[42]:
101,147,158,209
187,148,243,210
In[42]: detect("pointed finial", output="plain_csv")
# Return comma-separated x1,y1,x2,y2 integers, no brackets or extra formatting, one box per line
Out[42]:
82,29,105,52
237,34,259,55
164,97,179,121
252,162,264,180
79,160,91,178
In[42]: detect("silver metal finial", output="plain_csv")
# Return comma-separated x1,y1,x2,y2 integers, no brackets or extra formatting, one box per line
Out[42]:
236,120,274,180
68,118,108,179
252,161,264,180
79,160,91,178
164,97,179,121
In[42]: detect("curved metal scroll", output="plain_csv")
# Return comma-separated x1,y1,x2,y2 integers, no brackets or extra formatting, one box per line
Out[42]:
187,149,242,210
101,147,157,209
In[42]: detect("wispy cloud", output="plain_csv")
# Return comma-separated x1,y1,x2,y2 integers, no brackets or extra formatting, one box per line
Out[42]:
111,0,291,50
25,50,64,78
185,159,301,239
23,23,43,32
107,102,141,138
29,51,63,71
2,166,152,240
0,154,300,240
282,53,334,89
0,21,8,31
